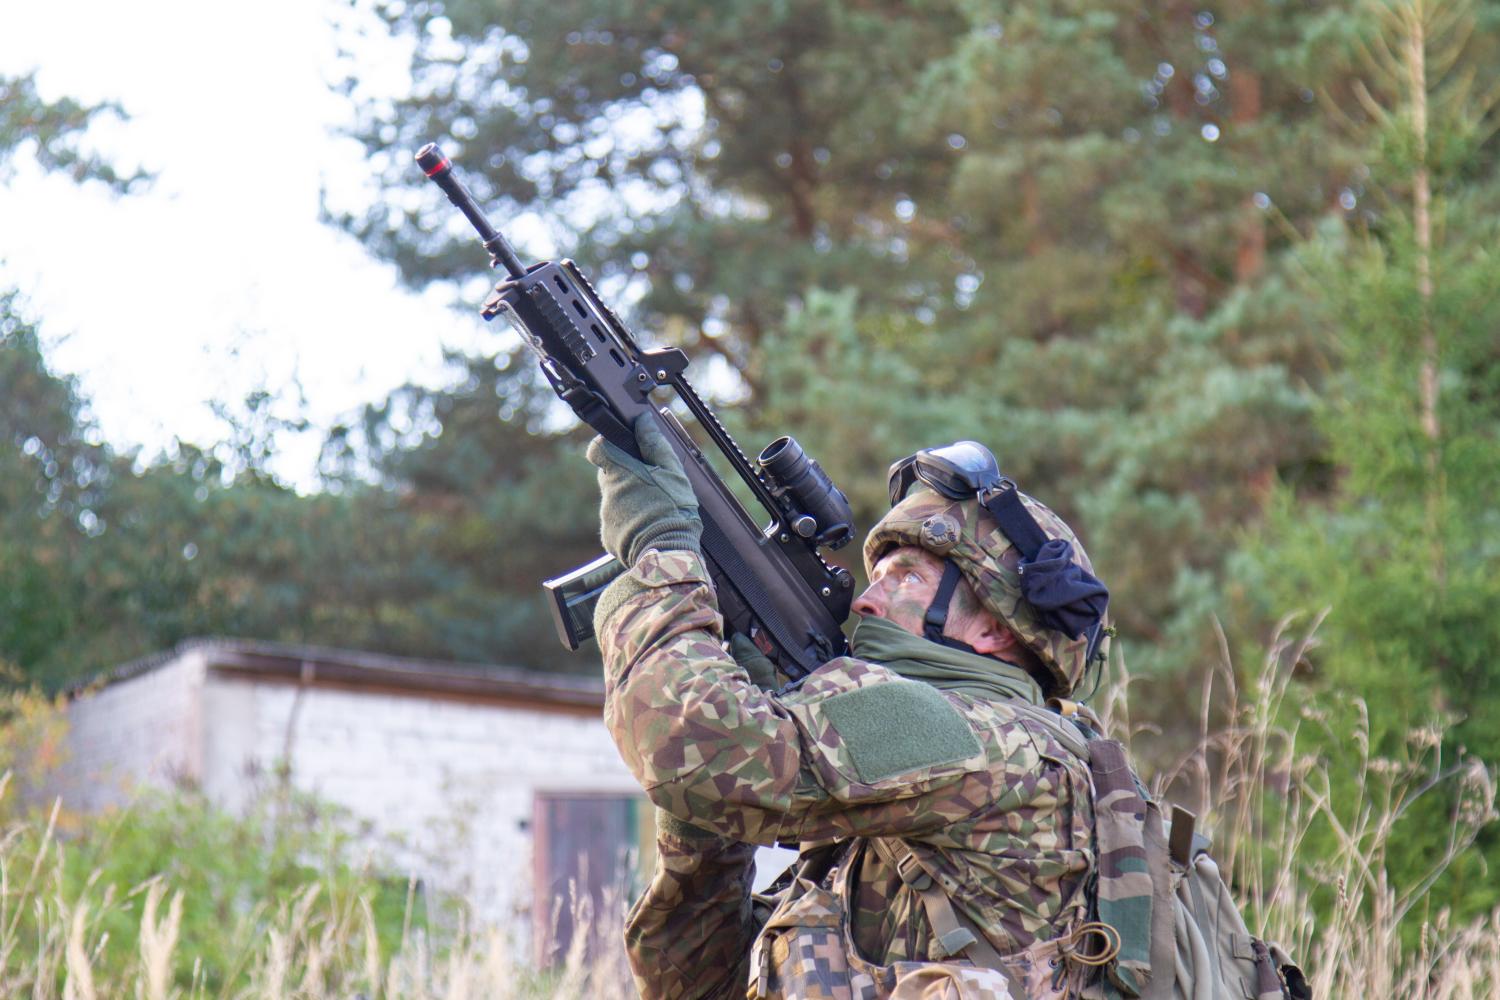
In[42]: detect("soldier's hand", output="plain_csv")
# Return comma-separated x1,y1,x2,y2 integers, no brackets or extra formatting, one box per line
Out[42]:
729,633,778,691
587,415,702,567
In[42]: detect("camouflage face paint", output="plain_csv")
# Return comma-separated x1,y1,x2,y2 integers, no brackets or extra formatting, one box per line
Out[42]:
854,546,1001,650
853,546,950,637
864,489,1110,696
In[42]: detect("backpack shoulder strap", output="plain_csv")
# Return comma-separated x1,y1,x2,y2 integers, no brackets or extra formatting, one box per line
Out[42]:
1087,737,1178,1000
870,836,1007,967
869,837,1040,995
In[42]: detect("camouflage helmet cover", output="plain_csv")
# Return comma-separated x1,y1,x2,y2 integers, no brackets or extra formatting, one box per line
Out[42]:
862,486,1108,696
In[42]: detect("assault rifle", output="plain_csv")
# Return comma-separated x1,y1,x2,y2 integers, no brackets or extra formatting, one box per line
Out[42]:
414,143,855,680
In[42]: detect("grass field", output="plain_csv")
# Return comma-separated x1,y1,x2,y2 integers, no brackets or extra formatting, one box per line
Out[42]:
2,623,1495,998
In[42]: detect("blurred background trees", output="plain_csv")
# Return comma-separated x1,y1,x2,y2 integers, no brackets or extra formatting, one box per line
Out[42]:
2,0,1497,917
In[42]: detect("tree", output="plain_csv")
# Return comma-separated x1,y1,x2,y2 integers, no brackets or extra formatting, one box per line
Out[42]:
0,73,146,189
0,74,146,680
0,293,111,676
339,1,1374,684
1241,0,1500,920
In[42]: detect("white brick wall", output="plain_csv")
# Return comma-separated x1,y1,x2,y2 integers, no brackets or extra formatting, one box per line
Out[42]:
55,646,797,935
52,648,208,812
205,672,640,925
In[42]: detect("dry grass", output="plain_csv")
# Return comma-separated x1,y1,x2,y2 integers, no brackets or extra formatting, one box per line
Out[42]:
1101,613,1500,999
0,780,637,999
0,620,1495,997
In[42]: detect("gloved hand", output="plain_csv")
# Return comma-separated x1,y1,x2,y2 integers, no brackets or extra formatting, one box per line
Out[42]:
729,633,778,691
587,416,702,567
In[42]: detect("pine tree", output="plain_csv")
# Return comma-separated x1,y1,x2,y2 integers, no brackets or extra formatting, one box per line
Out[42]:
339,2,1373,685
1242,0,1500,919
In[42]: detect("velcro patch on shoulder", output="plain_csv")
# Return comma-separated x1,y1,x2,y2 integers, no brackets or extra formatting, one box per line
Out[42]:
816,681,982,784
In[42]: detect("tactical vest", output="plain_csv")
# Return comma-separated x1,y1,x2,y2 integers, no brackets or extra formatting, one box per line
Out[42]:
748,836,1085,999
747,701,1309,1000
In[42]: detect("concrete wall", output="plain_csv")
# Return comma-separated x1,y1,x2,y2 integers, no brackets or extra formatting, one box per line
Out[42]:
201,672,640,926
52,648,207,812
55,648,797,935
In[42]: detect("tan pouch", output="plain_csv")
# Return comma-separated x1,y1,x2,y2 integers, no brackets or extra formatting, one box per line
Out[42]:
750,843,1077,1000
886,962,1019,999
751,875,855,1000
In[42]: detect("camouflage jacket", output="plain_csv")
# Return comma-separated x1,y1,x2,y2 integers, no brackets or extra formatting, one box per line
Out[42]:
599,549,1096,1000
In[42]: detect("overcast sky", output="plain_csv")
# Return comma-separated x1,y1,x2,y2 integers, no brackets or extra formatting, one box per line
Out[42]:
0,0,507,486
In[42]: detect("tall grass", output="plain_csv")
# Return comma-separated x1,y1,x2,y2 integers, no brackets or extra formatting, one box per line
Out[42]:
0,779,635,999
1102,614,1499,999
1,621,1495,997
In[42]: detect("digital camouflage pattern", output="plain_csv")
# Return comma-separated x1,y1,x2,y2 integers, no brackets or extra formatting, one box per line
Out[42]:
864,487,1108,697
747,847,1071,1000
599,548,1096,999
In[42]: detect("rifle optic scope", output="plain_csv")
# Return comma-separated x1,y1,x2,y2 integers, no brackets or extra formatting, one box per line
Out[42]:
758,437,854,550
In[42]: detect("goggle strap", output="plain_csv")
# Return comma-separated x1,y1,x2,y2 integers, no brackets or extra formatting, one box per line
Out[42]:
887,461,919,507
978,485,1049,562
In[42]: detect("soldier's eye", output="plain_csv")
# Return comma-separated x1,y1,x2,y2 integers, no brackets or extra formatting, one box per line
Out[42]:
903,571,923,585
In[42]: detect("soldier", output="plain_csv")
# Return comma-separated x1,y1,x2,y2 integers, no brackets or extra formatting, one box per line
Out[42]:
589,422,1114,999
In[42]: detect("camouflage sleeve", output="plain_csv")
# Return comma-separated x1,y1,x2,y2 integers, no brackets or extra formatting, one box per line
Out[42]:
624,819,761,1000
599,549,997,846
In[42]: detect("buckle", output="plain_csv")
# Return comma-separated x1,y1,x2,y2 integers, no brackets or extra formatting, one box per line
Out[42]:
976,477,1017,507
892,851,933,891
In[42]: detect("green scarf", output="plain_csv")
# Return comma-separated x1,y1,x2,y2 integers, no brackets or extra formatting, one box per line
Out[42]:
849,615,1043,705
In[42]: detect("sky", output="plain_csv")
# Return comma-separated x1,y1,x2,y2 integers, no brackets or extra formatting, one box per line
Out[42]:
0,0,505,487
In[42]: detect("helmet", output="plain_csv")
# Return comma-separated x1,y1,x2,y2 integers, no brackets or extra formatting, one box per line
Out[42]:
865,464,1109,697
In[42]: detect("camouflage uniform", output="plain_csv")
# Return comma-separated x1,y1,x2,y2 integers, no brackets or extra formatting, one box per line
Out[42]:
598,485,1106,1000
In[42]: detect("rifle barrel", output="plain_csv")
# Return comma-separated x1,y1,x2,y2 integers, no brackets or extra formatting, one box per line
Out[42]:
415,143,527,279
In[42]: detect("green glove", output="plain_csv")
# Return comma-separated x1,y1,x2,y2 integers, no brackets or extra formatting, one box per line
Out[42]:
729,633,778,691
586,416,702,567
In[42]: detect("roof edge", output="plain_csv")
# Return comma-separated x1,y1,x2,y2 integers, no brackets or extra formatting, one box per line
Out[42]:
63,637,605,709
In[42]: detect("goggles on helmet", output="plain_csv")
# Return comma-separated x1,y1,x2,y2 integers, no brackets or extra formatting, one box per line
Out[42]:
888,441,1011,505
885,441,1112,679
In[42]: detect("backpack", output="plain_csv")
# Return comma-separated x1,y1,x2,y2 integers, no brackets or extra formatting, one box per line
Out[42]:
883,701,1311,1000
1081,734,1310,1000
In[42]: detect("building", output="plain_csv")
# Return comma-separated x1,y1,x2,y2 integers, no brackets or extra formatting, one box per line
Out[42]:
50,638,656,960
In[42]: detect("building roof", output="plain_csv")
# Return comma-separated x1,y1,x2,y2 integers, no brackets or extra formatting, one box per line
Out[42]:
69,638,606,712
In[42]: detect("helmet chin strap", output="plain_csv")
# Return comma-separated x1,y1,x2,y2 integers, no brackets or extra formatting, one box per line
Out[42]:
922,559,1053,695
922,561,983,657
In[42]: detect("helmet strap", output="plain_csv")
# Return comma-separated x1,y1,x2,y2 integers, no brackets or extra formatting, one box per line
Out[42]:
976,483,1048,560
923,560,980,655
980,482,1109,670
924,558,1058,695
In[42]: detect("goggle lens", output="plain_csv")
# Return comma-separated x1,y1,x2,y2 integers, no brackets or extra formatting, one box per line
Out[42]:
887,440,1005,505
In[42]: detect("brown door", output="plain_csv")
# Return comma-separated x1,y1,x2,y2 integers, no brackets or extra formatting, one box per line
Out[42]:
532,792,652,967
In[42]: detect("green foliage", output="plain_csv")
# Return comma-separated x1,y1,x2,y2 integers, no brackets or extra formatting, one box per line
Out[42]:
333,0,1382,683
318,350,605,671
0,72,147,190
2,3,1381,688
0,777,636,998
0,293,113,680
48,787,414,992
1237,0,1500,923
2,6,1497,932
0,692,414,995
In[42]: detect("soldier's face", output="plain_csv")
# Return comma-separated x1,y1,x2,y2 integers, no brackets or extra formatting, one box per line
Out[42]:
852,546,951,636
